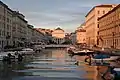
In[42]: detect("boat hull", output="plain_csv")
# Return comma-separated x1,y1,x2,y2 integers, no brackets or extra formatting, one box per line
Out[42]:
91,56,120,61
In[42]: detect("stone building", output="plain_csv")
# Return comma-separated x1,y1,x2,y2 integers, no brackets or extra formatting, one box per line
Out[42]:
98,4,120,49
0,1,52,50
70,32,76,45
85,4,117,46
0,1,13,49
12,11,28,47
52,27,65,44
26,24,34,46
32,29,45,44
35,28,52,35
35,28,53,44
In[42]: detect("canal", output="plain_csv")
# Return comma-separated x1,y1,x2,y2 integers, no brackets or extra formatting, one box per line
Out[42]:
0,49,118,80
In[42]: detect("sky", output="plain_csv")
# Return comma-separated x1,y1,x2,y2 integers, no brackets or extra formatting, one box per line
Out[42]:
1,0,120,32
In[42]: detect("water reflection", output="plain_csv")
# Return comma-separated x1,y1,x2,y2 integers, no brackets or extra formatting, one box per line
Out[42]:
0,49,120,80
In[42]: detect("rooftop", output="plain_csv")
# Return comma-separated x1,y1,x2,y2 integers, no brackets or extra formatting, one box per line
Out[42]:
0,1,13,13
98,4,120,20
76,28,86,32
85,4,117,17
55,27,64,32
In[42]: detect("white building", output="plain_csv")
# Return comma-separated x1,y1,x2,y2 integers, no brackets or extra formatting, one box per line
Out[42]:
52,27,65,44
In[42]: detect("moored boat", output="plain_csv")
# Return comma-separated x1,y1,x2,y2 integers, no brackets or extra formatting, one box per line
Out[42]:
0,51,24,62
73,49,94,55
91,54,120,61
20,48,34,55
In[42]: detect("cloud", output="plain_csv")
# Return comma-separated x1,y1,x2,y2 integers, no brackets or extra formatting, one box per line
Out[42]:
3,0,120,32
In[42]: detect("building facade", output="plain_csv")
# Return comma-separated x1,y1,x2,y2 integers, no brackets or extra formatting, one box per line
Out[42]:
52,27,65,44
26,24,34,46
12,11,28,47
0,1,13,49
70,32,76,45
35,28,52,35
32,29,45,44
98,4,120,49
35,28,53,44
85,4,116,46
0,1,52,50
76,27,86,44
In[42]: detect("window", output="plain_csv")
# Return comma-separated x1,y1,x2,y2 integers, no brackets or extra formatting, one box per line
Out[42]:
7,18,9,23
97,31,99,35
98,11,100,14
98,24,99,28
103,10,105,14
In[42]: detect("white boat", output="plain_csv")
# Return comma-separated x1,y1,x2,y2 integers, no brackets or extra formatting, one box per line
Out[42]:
74,50,94,54
114,68,120,71
20,48,34,55
0,51,19,61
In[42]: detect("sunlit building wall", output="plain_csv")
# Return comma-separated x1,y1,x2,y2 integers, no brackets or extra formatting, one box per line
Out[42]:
85,4,117,46
35,28,53,35
98,4,120,49
76,23,86,44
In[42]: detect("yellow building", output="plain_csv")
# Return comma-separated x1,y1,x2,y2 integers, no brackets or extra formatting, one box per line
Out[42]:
52,27,65,44
85,4,116,46
76,27,86,44
98,4,120,49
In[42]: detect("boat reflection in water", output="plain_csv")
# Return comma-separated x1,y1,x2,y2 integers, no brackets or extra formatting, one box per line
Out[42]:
0,49,120,80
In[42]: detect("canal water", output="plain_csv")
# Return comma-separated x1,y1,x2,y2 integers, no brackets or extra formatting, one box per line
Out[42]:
0,49,118,80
